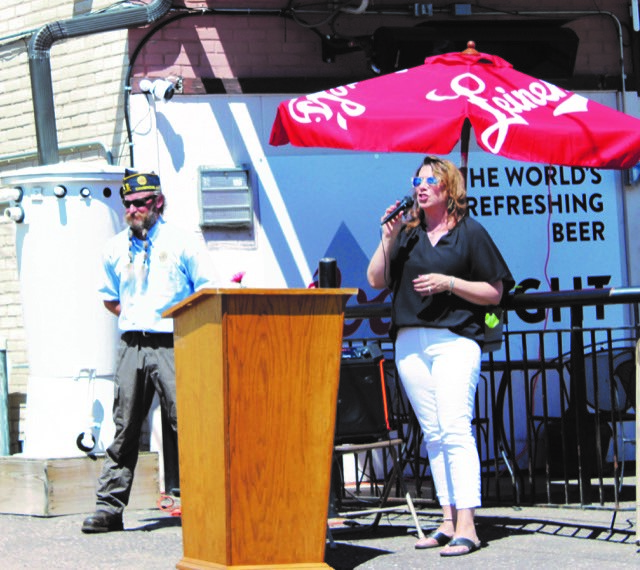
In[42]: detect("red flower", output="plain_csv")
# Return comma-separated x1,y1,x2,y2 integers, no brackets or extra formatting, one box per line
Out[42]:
231,271,246,284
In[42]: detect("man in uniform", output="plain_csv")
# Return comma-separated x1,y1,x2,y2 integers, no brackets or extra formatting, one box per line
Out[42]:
82,169,218,533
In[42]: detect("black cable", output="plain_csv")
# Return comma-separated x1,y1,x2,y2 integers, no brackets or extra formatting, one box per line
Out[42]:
123,10,193,166
123,6,291,166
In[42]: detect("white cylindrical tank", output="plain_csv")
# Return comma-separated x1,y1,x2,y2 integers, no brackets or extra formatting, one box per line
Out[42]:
1,162,126,457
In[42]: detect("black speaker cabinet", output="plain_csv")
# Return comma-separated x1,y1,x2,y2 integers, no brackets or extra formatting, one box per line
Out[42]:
335,347,390,444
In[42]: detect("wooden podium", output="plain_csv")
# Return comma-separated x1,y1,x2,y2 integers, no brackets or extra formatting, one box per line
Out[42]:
164,288,356,570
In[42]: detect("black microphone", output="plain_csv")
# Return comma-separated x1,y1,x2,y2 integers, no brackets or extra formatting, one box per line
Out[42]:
380,195,414,225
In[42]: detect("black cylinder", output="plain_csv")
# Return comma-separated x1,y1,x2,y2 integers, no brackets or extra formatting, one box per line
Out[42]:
318,257,337,288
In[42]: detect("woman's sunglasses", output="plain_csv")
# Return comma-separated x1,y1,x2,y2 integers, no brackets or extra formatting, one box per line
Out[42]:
411,176,439,187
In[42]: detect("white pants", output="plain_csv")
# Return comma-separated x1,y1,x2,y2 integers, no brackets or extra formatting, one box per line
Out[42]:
395,327,481,509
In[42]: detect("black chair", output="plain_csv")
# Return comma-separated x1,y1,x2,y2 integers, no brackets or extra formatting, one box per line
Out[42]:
329,342,424,540
532,344,634,489
493,369,525,503
526,361,576,483
582,347,636,490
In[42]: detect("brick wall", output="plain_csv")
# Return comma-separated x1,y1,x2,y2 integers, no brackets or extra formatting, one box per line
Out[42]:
0,0,129,167
128,0,633,91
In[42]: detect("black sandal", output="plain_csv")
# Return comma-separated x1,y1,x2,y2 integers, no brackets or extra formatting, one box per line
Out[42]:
415,530,453,550
439,537,481,556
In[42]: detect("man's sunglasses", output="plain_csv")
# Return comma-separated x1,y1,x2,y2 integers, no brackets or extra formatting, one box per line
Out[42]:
411,176,439,187
123,196,156,209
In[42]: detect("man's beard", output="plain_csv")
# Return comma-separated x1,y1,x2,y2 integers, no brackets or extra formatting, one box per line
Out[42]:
126,209,159,237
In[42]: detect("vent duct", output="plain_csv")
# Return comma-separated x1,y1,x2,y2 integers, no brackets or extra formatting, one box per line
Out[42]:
28,0,172,165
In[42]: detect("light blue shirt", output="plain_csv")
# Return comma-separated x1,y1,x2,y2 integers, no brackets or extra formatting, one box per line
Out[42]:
99,217,218,333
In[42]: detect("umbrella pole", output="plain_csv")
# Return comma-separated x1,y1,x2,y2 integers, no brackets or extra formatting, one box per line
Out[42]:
460,119,471,187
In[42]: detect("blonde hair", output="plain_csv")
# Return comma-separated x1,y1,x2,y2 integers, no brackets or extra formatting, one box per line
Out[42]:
404,156,467,231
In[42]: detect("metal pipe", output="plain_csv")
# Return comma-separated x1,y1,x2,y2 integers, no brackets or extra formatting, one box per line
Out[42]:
0,348,9,455
27,0,172,166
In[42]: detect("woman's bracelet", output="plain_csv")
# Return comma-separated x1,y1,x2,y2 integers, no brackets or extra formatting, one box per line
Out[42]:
447,276,455,295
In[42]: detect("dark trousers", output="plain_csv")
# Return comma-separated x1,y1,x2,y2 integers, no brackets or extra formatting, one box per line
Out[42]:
95,332,176,514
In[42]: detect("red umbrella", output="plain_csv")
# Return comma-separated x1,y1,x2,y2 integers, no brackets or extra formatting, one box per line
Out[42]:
270,42,640,170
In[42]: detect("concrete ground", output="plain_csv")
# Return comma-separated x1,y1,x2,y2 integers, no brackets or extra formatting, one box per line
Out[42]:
0,503,637,569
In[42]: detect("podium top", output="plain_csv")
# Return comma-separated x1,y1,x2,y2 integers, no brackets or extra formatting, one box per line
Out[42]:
162,287,358,319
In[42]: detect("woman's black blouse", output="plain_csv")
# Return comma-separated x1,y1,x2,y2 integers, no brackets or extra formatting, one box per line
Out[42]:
388,216,515,347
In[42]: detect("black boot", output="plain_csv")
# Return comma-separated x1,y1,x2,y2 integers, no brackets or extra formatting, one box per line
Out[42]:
81,510,124,533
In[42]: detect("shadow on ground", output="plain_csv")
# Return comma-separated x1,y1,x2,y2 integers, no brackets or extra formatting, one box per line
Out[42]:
325,543,391,570
323,508,637,569
477,513,636,544
129,515,183,532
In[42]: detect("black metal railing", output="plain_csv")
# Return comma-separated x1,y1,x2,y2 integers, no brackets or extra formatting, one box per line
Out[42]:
342,287,640,508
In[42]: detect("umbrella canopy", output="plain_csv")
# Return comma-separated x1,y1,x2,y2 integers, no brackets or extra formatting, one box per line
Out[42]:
270,43,640,170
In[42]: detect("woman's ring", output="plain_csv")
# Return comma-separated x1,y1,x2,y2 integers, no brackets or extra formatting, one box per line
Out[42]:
427,286,432,294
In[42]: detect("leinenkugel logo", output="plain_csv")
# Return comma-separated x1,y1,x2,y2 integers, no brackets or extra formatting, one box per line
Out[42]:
287,73,588,154
288,84,364,130
426,73,588,154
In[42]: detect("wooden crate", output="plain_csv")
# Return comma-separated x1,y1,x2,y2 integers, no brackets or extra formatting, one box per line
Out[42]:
0,452,159,516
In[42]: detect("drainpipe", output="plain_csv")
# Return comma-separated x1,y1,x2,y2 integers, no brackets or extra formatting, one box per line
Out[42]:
28,0,172,166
